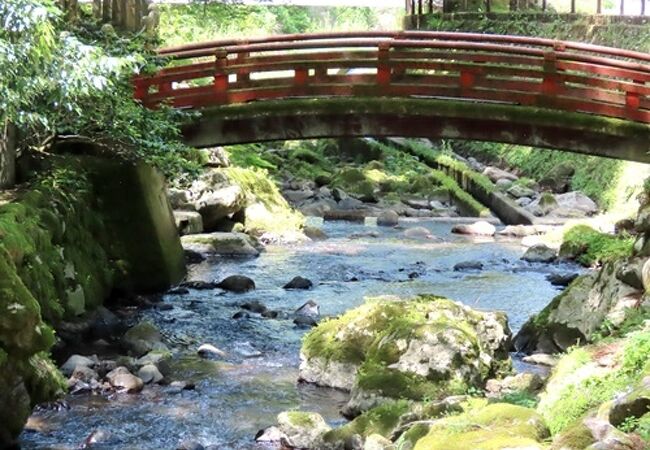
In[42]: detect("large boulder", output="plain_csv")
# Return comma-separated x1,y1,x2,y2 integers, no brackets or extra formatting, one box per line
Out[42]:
513,261,646,354
554,191,598,217
527,193,559,217
194,185,246,230
377,210,399,227
299,295,511,416
180,232,262,257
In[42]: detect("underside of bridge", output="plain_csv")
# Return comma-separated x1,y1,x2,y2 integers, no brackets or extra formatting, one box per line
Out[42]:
182,97,650,163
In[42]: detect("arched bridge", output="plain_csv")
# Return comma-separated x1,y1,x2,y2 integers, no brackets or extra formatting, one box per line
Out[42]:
134,31,650,163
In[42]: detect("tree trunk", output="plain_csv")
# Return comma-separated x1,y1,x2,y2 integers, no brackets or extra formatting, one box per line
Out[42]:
0,119,17,189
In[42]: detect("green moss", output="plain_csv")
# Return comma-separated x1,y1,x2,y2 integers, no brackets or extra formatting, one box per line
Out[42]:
302,294,510,403
550,420,596,450
222,166,304,234
323,400,410,443
395,422,431,448
560,224,633,267
413,402,549,450
285,411,317,428
537,330,650,435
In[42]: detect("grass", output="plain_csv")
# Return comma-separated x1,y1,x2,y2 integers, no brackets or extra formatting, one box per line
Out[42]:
559,224,633,266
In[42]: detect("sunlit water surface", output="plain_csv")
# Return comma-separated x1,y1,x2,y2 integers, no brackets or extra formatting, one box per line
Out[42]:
20,219,579,449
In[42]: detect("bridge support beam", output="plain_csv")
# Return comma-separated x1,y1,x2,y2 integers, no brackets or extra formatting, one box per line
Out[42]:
182,98,650,164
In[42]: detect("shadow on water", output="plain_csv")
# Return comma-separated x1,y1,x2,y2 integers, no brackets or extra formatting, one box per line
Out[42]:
20,218,581,449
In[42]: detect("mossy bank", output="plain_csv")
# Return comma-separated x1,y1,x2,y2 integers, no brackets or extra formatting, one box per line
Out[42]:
0,155,185,445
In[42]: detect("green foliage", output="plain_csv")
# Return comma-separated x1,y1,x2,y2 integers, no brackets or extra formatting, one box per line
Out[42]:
159,3,395,47
1,0,199,179
323,400,411,443
560,225,633,266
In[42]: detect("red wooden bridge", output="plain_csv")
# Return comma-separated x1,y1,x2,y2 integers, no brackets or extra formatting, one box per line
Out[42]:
134,31,650,162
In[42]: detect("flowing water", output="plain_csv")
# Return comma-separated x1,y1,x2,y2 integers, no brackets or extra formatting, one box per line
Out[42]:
20,218,580,449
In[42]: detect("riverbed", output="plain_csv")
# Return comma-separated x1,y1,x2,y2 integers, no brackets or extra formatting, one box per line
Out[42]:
20,218,577,449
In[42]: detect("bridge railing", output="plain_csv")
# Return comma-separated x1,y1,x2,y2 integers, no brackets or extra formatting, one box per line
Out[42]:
134,31,650,124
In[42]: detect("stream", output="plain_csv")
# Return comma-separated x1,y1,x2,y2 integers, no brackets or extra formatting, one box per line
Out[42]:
20,218,580,449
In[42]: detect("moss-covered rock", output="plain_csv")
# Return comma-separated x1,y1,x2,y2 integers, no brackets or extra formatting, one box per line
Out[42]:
513,260,646,354
276,410,331,449
413,402,549,450
300,295,511,415
559,224,633,267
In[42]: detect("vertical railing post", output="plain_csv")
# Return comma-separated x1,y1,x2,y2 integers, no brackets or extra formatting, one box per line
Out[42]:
642,0,646,15
597,0,602,13
486,0,492,13
541,43,565,106
571,0,576,13
214,48,229,105
235,46,250,84
294,66,308,97
133,77,148,104
429,0,434,13
542,0,547,11
418,0,423,15
620,0,625,15
377,41,391,93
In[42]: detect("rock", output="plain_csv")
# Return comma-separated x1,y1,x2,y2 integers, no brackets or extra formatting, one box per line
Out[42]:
180,280,219,290
485,373,544,396
197,344,227,359
232,311,251,320
453,261,484,271
255,426,288,443
522,353,559,367
183,248,206,264
284,189,315,204
181,232,261,257
546,272,580,287
88,306,122,341
176,440,205,450
173,211,204,236
61,355,96,376
522,244,557,263
234,341,263,358
200,146,229,168
496,178,512,189
555,191,598,217
539,162,575,193
194,185,246,230
377,210,399,227
241,300,268,314
295,300,319,317
277,411,331,449
451,221,496,236
607,376,650,427
284,276,313,290
363,434,393,450
135,350,171,368
614,218,636,235
294,316,318,328
106,367,144,393
299,295,512,414
261,310,280,319
499,224,553,237
483,166,518,183
122,322,165,357
137,364,164,384
583,417,638,450
303,226,328,241
527,193,559,217
615,257,645,290
513,261,643,355
404,198,430,209
517,197,533,207
216,275,255,293
300,199,338,217
338,196,365,210
70,366,99,384
403,226,434,240
168,188,192,210
168,287,190,295
508,184,537,199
